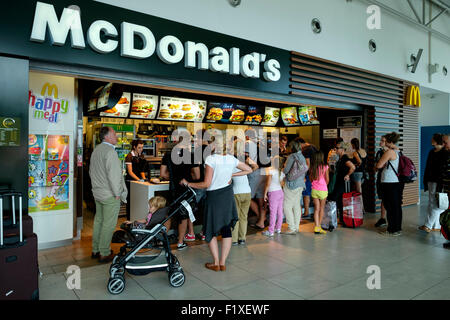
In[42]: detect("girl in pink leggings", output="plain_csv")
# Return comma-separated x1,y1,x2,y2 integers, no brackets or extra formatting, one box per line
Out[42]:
262,156,286,237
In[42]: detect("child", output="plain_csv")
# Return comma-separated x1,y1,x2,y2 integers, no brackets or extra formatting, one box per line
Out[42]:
125,196,170,230
310,151,329,234
262,156,286,237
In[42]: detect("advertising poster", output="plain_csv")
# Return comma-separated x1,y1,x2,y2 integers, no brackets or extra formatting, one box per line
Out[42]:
281,106,300,126
157,96,207,122
260,107,280,126
206,102,247,124
28,134,70,212
243,106,264,125
129,93,159,119
100,92,131,118
298,106,320,125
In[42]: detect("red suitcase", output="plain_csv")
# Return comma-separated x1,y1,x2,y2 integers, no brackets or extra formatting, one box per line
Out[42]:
342,181,364,228
0,192,39,300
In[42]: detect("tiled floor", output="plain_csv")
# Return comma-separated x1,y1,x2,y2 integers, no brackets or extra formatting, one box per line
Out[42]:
38,200,450,300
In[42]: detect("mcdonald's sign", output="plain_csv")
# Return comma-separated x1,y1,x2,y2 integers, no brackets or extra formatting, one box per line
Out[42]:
405,85,421,107
41,83,58,98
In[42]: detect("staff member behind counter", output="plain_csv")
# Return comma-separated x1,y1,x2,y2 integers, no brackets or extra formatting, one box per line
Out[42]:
125,139,148,220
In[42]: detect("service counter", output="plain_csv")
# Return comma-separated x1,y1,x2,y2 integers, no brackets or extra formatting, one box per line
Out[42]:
130,180,170,221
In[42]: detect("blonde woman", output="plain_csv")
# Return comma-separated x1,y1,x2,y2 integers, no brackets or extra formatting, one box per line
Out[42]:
181,134,251,271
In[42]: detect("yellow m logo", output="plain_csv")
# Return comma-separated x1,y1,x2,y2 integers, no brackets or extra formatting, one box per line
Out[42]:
41,83,59,99
406,85,420,107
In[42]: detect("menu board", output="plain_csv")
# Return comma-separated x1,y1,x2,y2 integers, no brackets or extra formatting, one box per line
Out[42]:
157,96,207,122
96,83,113,109
281,106,300,126
205,102,247,124
129,93,158,119
99,92,131,118
298,106,320,125
243,106,264,125
260,107,280,127
88,86,104,112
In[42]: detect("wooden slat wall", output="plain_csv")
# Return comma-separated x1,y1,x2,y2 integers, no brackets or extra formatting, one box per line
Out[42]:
289,51,420,211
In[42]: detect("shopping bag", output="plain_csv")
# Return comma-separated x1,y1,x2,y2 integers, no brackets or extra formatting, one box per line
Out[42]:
342,181,364,228
436,192,449,210
322,201,337,231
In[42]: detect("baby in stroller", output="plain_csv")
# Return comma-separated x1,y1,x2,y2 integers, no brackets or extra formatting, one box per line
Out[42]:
107,186,197,295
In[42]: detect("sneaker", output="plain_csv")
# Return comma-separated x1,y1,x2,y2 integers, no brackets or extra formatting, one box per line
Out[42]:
238,240,246,245
177,243,187,250
374,218,387,228
379,230,396,237
275,229,281,234
281,229,296,235
392,231,402,237
262,231,274,237
184,233,196,242
199,233,206,241
232,242,239,246
314,226,327,234
418,225,431,233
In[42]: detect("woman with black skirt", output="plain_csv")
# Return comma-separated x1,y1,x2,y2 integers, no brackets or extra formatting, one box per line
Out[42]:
181,133,251,271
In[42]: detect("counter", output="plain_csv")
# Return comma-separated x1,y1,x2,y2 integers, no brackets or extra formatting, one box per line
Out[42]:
130,181,170,221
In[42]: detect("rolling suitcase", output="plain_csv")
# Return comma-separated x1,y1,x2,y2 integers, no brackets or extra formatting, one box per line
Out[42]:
0,192,39,300
0,189,33,238
342,181,364,228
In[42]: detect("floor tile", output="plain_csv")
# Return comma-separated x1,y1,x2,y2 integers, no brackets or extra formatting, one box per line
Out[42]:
412,279,450,300
222,279,303,300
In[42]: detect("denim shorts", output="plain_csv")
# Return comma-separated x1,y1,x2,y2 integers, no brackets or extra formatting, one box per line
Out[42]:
351,172,364,183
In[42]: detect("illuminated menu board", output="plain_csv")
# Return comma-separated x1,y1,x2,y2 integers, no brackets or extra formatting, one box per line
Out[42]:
298,106,320,125
243,106,264,125
157,96,207,122
99,92,131,118
205,103,247,124
129,94,159,119
281,106,300,126
260,107,280,127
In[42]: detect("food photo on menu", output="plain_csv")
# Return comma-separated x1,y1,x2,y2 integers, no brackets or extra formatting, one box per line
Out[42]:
260,106,280,126
157,96,207,122
206,102,247,124
129,94,158,119
281,106,300,126
99,92,131,118
244,105,264,125
298,106,320,125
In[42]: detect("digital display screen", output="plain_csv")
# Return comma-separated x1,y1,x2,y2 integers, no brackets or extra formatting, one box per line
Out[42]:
260,107,280,127
157,96,207,122
205,102,247,124
129,94,159,119
243,106,264,125
99,92,131,118
298,106,320,125
281,106,300,126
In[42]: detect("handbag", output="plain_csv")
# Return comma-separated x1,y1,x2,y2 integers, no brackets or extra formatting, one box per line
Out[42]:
286,153,308,181
436,192,449,210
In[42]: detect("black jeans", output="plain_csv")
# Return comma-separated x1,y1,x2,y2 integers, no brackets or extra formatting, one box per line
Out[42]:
381,183,403,233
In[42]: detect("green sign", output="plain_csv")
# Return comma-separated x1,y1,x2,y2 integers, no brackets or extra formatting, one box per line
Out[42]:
0,117,20,146
103,123,134,133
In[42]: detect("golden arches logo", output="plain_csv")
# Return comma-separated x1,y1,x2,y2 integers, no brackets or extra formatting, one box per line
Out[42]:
41,83,59,99
406,85,420,107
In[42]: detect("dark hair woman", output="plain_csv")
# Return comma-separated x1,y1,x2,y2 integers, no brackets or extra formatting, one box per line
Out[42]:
124,139,147,220
376,132,403,236
419,133,445,233
350,138,367,193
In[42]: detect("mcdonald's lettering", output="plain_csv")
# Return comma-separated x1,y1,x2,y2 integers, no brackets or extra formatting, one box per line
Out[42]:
29,83,69,124
405,85,421,107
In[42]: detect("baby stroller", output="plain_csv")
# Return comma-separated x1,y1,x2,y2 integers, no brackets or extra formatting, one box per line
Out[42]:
107,186,197,295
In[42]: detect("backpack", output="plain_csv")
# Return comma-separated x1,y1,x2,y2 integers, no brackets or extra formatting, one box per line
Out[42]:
388,151,418,184
440,209,450,240
287,153,308,181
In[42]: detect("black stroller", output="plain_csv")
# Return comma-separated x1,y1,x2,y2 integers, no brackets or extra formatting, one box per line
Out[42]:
107,186,197,295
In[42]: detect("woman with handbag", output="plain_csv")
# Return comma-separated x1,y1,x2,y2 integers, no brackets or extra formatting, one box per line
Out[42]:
419,133,445,233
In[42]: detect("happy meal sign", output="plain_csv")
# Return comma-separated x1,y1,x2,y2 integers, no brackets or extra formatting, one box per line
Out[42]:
29,83,69,124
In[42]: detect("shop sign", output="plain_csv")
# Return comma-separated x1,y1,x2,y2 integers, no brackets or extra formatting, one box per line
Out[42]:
405,85,421,107
323,129,338,139
103,124,134,133
30,2,281,82
28,83,69,124
337,116,362,128
0,117,21,146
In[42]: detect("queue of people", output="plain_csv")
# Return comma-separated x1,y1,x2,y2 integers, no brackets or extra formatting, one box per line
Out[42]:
88,127,450,264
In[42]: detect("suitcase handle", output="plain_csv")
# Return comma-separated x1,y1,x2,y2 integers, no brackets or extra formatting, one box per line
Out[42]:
345,180,350,193
0,192,23,246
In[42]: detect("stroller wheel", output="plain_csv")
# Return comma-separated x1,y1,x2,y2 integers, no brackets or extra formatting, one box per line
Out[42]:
107,275,125,295
168,270,185,288
109,263,125,277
